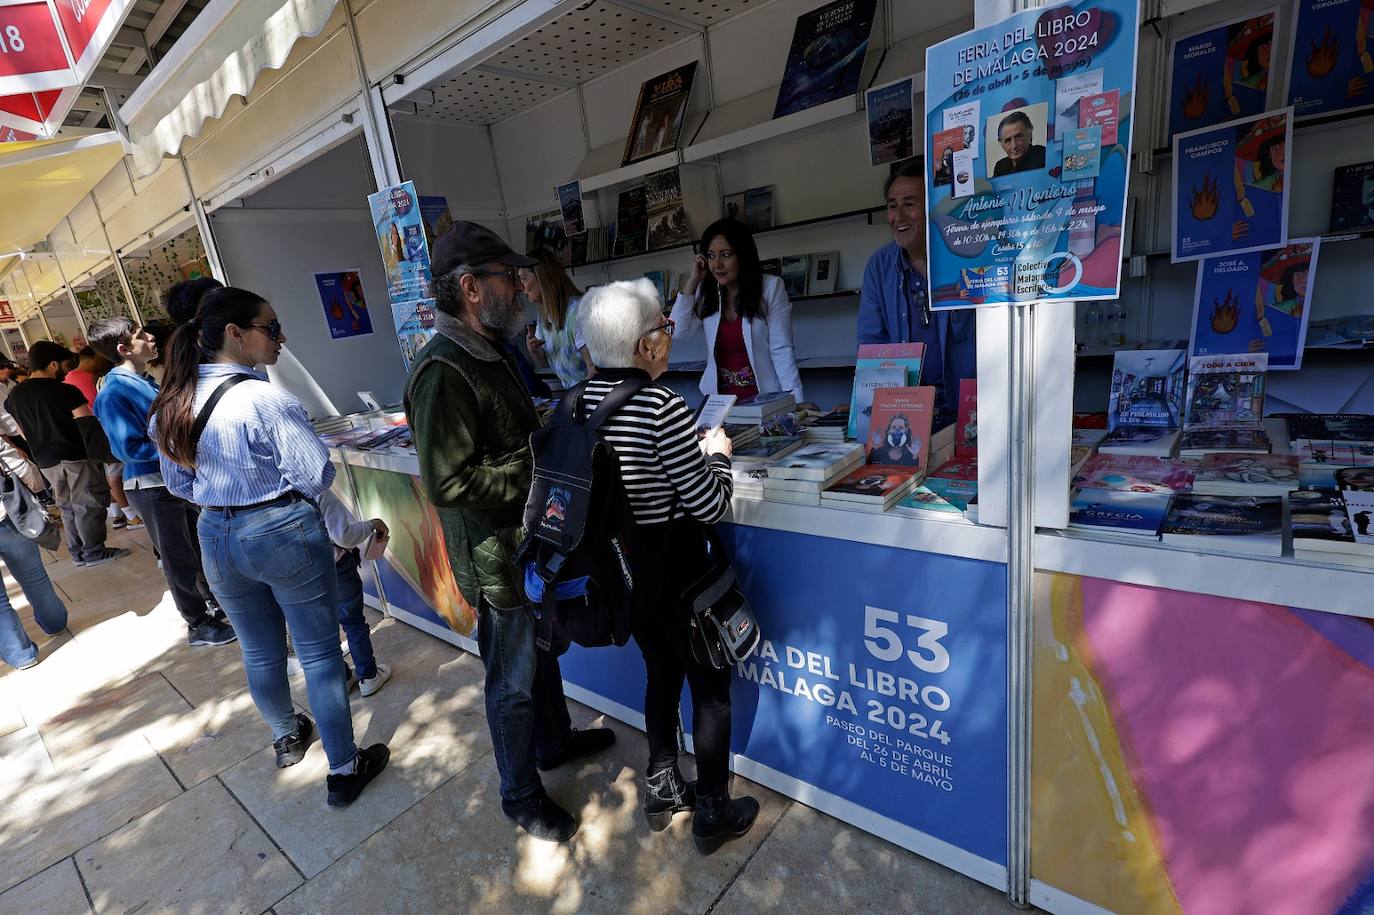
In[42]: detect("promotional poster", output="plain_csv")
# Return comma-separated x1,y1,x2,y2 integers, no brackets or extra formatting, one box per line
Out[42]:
923,0,1140,307
392,298,436,372
1166,11,1276,141
1172,108,1292,263
367,181,432,302
774,0,879,118
1286,0,1374,118
314,269,373,339
1189,239,1319,370
865,75,915,166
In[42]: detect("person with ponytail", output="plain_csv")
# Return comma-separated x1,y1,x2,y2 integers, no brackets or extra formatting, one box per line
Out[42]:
150,287,389,807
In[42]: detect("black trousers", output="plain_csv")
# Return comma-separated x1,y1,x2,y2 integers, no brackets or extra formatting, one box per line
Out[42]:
126,486,215,629
633,519,734,796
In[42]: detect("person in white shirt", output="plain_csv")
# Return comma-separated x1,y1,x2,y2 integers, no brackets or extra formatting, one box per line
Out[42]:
669,218,804,403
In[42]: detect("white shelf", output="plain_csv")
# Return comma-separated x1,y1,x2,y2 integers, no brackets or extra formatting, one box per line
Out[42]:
682,87,859,163
573,110,708,193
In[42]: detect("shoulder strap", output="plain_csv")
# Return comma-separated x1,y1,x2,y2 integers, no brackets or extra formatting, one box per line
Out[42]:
191,374,253,450
583,376,650,432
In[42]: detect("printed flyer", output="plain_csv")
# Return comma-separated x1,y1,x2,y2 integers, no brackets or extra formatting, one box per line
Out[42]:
1189,239,1319,370
314,269,373,339
392,299,437,372
1167,11,1276,141
367,181,432,302
1286,0,1374,118
1172,108,1292,263
923,0,1140,307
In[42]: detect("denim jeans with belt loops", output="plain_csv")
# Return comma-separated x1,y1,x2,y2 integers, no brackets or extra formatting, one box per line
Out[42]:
0,519,69,668
198,497,357,770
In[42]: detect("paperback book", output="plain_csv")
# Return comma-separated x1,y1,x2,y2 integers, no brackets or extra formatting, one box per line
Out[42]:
1101,349,1187,456
955,379,977,457
733,436,804,463
695,394,736,435
645,167,691,250
1069,489,1173,538
767,443,865,482
892,486,967,517
865,386,935,474
781,255,809,298
614,186,648,258
622,62,697,166
1179,427,1270,456
926,476,977,510
1192,452,1298,496
1072,454,1197,494
1345,490,1374,545
773,0,879,119
743,186,774,231
929,456,979,482
1289,489,1365,556
1160,494,1284,556
731,462,773,499
1180,353,1271,455
1329,161,1374,233
847,365,906,447
821,466,920,510
730,391,796,421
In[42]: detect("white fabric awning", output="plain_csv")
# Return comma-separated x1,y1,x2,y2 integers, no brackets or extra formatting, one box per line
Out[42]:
117,0,341,178
0,131,125,254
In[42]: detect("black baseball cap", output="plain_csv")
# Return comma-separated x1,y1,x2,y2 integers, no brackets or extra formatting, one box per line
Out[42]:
430,220,536,277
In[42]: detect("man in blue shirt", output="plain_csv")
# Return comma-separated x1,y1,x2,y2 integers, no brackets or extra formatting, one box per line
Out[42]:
858,161,977,428
89,317,235,648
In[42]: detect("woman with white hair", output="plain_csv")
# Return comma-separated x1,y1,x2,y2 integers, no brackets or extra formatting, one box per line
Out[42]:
577,277,760,855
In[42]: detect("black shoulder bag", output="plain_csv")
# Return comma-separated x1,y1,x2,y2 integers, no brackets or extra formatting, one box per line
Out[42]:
0,466,59,550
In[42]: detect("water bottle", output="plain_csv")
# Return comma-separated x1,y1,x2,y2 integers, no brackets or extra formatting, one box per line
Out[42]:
1084,302,1102,348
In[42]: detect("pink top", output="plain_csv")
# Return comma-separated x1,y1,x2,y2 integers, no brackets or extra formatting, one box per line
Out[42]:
714,316,758,399
64,369,98,408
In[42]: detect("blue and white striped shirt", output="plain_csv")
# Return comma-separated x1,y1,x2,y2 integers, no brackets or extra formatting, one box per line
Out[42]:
155,363,334,507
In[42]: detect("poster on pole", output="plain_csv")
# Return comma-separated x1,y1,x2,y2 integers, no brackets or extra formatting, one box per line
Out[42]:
1166,10,1277,142
1285,0,1374,119
1171,108,1291,263
923,1,1140,308
367,181,432,303
313,269,373,339
1188,238,1319,370
392,299,437,372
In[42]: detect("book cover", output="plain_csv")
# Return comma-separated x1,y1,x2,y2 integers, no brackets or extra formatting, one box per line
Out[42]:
856,344,925,381
622,62,698,166
807,251,839,295
556,180,586,236
1345,490,1374,544
1289,488,1357,545
1285,413,1374,443
696,394,736,433
645,167,692,250
1062,126,1103,181
1183,353,1268,427
614,186,648,258
1162,494,1283,545
723,192,745,221
865,75,915,167
930,456,978,482
823,465,920,502
1167,11,1275,140
781,255,810,298
744,186,774,232
926,476,977,510
1099,426,1182,457
1108,349,1187,430
768,443,865,481
1079,89,1121,145
1336,467,1374,492
846,365,906,445
931,126,965,186
894,486,964,514
956,378,977,457
1179,427,1270,454
773,0,879,119
866,386,935,472
1330,161,1374,233
731,390,796,418
1069,489,1172,536
1072,454,1197,494
1188,241,1320,371
733,436,804,462
524,208,568,264
1193,452,1298,493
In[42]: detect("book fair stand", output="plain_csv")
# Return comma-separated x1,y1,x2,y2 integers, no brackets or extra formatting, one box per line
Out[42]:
6,0,1374,911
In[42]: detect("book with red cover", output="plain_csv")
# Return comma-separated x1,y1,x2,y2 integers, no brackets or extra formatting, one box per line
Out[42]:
956,378,977,457
821,465,921,506
930,456,978,481
856,343,926,361
866,387,936,474
1072,454,1197,494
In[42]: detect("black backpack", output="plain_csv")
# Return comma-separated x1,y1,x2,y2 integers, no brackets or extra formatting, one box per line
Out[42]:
516,376,649,654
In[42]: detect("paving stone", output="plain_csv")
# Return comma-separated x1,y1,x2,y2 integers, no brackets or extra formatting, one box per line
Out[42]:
0,858,90,914
0,730,181,893
144,688,273,788
77,778,300,915
276,715,789,915
38,672,193,769
0,668,27,737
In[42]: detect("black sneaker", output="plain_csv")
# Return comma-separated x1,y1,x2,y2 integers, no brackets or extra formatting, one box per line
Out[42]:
501,792,578,842
273,713,314,768
81,547,130,568
535,727,616,771
326,743,390,808
188,619,237,647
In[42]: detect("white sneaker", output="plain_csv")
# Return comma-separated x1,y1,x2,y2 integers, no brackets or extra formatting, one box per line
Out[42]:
286,653,303,676
359,663,392,697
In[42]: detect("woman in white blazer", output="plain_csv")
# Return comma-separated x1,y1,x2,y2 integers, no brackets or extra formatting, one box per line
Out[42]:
669,218,804,403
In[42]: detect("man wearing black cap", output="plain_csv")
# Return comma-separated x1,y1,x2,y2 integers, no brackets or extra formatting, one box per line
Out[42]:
405,221,613,843
6,341,128,567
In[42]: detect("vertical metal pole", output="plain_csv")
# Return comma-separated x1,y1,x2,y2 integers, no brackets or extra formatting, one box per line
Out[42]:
20,268,54,339
178,157,228,283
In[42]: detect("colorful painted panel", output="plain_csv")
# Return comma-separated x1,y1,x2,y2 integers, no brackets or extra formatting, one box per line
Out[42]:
1033,572,1374,914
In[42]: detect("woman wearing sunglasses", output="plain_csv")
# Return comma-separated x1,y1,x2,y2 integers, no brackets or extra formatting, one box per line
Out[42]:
150,287,388,807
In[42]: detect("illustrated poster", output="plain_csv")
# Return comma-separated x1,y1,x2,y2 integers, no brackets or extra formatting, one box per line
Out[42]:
1189,239,1319,370
1286,0,1374,119
367,181,432,302
1171,108,1292,263
1167,11,1276,141
314,269,374,339
923,1,1140,308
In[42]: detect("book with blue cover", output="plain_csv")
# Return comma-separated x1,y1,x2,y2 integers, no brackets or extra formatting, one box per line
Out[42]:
1160,493,1283,555
773,0,879,119
1101,349,1187,456
1069,489,1173,537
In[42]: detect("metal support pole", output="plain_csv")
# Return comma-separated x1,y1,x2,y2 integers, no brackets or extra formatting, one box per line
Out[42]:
177,157,228,283
343,0,403,190
20,268,55,339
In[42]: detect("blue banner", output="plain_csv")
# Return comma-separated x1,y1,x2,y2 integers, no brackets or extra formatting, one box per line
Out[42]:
1189,239,1320,370
1286,0,1374,119
1167,11,1276,141
1172,108,1291,263
923,1,1140,307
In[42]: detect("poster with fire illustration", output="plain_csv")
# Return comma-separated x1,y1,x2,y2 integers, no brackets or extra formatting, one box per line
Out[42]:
1167,10,1276,142
1172,108,1292,263
1188,239,1319,370
1286,0,1374,118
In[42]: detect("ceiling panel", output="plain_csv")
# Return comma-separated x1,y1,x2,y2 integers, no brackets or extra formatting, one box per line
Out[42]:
485,1,691,84
628,0,757,27
406,70,570,126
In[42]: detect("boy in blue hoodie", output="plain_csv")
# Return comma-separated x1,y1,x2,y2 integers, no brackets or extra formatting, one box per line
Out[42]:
89,317,236,647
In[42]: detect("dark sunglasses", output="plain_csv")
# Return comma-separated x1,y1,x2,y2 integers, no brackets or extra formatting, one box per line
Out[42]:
245,319,283,341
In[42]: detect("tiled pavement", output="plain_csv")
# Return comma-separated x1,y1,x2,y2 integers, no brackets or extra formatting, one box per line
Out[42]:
0,526,1028,914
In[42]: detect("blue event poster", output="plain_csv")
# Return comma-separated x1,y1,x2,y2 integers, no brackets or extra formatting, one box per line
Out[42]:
923,1,1140,308
367,181,432,303
1167,10,1276,141
1286,0,1374,119
313,269,373,339
1171,108,1291,263
392,298,436,372
1189,239,1320,370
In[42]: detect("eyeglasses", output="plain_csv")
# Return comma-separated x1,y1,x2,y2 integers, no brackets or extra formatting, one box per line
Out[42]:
646,317,676,338
246,319,283,341
472,266,521,285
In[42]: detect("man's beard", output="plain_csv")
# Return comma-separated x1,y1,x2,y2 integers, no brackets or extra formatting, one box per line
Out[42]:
477,287,522,337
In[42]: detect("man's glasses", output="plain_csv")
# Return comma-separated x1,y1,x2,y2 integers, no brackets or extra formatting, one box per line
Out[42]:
246,319,283,341
646,317,676,338
472,266,521,285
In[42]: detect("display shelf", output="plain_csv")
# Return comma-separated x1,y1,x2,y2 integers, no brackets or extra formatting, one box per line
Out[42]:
681,86,860,163
1034,528,1374,619
1147,104,1374,158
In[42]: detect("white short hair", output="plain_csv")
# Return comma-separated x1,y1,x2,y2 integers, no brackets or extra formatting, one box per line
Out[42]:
579,278,662,368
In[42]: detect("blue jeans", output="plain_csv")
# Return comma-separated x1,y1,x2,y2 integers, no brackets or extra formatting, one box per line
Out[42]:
335,549,376,681
0,520,68,668
198,498,357,770
476,598,573,803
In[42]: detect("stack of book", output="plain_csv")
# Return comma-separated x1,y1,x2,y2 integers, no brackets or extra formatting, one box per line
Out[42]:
1072,454,1196,494
1178,354,1271,457
822,466,922,512
730,392,796,425
312,415,356,436
763,443,865,506
803,409,849,442
824,385,934,513
730,462,773,500
724,423,762,451
847,343,924,445
1160,494,1284,556
1069,489,1174,538
1289,489,1374,565
734,435,803,462
1098,349,1186,456
1191,452,1298,497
